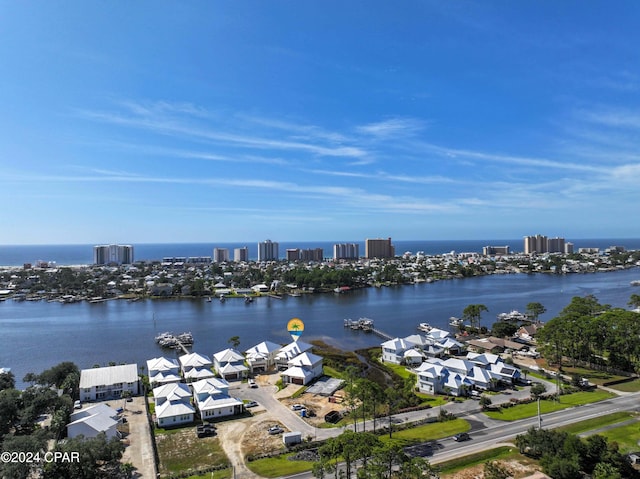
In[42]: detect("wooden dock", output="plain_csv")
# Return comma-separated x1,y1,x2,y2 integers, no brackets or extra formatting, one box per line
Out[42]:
343,318,393,341
370,328,393,341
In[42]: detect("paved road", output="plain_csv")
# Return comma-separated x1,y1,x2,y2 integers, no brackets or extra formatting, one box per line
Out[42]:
279,392,640,479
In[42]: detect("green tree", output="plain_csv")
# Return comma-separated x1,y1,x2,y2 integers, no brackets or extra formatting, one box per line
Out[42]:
228,336,240,348
0,432,48,479
479,395,492,411
484,460,512,479
593,462,622,479
629,293,640,309
0,389,22,437
526,302,546,322
0,370,15,391
43,433,125,479
491,321,518,338
530,382,546,400
462,304,488,332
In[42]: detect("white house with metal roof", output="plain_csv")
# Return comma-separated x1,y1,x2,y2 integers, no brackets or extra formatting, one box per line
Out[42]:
79,364,140,402
245,340,282,372
275,340,313,369
191,377,242,419
213,348,248,381
153,383,195,427
67,404,121,439
147,357,181,387
280,351,323,386
178,352,215,383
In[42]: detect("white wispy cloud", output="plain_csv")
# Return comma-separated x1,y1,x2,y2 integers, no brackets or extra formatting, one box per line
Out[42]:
77,103,368,159
307,169,458,185
356,117,427,138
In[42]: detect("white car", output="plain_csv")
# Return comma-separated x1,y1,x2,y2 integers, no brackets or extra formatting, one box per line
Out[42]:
248,378,257,388
74,400,81,409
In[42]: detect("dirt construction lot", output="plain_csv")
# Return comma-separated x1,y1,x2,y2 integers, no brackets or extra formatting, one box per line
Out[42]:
216,372,347,477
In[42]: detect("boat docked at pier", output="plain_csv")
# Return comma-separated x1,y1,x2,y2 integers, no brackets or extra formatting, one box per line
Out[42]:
417,322,432,332
344,317,374,331
497,310,528,322
155,331,194,349
449,316,464,328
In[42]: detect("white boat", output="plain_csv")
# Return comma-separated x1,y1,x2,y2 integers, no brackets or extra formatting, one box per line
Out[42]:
631,280,640,286
497,310,528,322
418,322,432,332
449,316,464,327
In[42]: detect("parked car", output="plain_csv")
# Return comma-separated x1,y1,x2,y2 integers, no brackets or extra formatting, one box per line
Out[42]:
245,401,258,408
248,378,257,388
268,425,284,435
196,424,216,438
454,432,470,442
73,400,82,409
291,404,304,411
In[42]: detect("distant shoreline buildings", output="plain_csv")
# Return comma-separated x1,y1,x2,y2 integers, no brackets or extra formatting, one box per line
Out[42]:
365,237,395,259
93,244,134,265
523,235,573,255
86,235,632,267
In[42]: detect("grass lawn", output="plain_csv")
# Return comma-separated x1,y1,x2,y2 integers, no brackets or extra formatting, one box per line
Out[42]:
556,365,628,386
156,429,229,476
248,419,470,477
246,454,316,478
322,365,344,379
557,412,636,435
589,420,640,453
383,361,417,380
186,471,231,479
436,446,529,476
606,378,640,393
484,390,616,421
380,418,470,447
415,392,449,408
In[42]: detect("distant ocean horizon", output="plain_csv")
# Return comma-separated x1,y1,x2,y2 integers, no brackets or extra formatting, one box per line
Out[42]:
2,238,640,267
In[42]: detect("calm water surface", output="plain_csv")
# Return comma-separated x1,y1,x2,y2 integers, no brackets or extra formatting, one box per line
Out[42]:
2,268,639,388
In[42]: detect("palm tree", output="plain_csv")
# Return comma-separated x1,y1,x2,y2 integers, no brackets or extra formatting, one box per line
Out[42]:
462,304,488,332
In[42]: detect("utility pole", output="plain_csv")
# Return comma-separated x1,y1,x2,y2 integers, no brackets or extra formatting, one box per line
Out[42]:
537,397,542,429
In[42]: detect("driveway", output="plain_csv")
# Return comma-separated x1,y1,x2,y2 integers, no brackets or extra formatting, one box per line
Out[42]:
119,397,157,479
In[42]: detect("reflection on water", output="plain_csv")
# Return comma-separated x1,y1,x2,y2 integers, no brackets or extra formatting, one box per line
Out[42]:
1,267,639,387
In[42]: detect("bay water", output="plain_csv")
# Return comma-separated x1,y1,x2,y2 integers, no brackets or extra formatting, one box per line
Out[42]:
2,266,639,388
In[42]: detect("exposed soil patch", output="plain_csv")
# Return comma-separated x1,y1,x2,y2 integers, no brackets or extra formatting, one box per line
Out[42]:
240,419,288,457
441,459,541,479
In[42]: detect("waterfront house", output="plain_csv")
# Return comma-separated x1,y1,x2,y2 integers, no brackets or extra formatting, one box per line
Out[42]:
152,382,195,427
178,352,214,382
414,352,521,395
414,361,472,396
79,364,140,402
516,324,541,343
415,362,446,395
404,334,445,359
213,348,248,381
67,404,120,439
244,340,281,373
275,340,313,369
191,378,243,419
381,337,421,364
439,337,464,355
147,357,181,387
280,351,323,386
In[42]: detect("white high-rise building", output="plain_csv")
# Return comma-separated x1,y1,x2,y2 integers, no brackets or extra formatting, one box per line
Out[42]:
213,248,229,263
258,240,279,261
333,243,359,260
93,244,134,265
234,247,249,262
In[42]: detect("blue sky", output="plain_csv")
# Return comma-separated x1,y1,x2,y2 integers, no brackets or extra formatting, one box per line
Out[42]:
2,1,640,244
